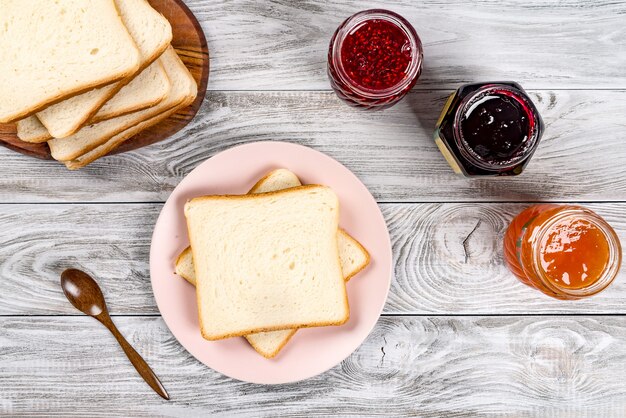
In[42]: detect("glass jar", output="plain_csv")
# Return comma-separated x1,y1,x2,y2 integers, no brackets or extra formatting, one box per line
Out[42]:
504,204,622,300
327,9,423,109
434,82,544,176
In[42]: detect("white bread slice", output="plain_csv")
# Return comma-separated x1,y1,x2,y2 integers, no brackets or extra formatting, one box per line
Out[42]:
36,0,173,138
91,60,170,124
17,61,170,144
48,47,195,162
0,0,141,123
249,169,303,194
175,169,370,358
177,226,370,286
16,117,50,144
184,186,350,341
64,82,196,169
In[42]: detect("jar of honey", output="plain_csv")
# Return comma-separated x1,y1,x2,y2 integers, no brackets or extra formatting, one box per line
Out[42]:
504,204,622,299
328,9,423,109
434,82,544,176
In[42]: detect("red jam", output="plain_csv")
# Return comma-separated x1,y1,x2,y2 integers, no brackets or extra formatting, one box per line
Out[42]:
328,10,423,109
340,19,412,91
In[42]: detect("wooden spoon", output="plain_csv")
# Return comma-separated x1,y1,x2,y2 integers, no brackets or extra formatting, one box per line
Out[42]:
60,268,170,400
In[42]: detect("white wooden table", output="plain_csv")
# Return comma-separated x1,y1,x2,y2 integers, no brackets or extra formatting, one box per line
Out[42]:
2,1,626,416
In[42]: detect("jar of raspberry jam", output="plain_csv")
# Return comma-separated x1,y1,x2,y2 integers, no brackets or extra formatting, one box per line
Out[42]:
328,9,423,109
434,82,544,176
504,204,622,300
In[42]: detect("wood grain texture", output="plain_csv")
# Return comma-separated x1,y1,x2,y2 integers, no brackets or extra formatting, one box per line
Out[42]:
1,203,624,316
0,0,209,161
1,316,625,416
2,0,626,414
185,0,626,90
0,90,625,203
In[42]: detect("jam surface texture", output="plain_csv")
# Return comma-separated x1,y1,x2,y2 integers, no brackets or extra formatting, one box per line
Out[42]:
328,9,423,109
434,82,544,177
340,19,412,91
459,89,533,166
540,217,610,290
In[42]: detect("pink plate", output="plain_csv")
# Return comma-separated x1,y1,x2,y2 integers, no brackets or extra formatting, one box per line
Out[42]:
150,141,392,384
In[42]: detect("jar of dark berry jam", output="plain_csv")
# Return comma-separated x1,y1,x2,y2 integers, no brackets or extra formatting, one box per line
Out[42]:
434,82,544,176
328,9,423,109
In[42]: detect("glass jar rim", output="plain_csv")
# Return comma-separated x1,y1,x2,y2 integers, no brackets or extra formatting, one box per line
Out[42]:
330,9,423,99
452,84,540,171
530,207,622,298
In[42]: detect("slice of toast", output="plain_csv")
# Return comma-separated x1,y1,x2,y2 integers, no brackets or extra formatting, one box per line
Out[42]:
0,0,141,123
48,47,196,162
175,169,370,358
36,0,172,138
17,61,171,144
184,185,350,341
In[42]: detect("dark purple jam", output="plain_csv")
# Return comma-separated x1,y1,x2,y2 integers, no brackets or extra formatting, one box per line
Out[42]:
459,89,534,168
434,82,544,177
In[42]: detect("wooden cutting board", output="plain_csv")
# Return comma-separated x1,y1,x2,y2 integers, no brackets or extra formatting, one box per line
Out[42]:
0,0,209,160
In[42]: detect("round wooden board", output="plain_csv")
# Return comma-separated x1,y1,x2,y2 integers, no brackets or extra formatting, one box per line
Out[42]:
0,0,209,161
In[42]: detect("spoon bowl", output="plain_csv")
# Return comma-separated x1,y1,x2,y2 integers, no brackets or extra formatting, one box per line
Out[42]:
61,268,106,317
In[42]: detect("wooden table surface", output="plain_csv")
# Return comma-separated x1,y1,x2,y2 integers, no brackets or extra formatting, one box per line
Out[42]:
2,1,626,416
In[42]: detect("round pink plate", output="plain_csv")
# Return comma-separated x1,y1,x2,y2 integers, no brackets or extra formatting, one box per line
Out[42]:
150,141,392,384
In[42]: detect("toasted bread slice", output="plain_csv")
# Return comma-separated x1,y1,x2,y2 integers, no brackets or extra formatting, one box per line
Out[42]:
184,186,350,341
48,47,196,162
36,0,172,138
175,169,370,358
0,0,141,123
17,61,170,144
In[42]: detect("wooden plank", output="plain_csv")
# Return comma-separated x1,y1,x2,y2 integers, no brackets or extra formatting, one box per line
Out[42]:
184,0,626,90
1,90,626,203
1,203,624,316
1,316,625,416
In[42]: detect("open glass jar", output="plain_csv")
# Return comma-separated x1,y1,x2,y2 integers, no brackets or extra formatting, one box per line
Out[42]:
328,9,423,109
434,82,544,176
504,204,622,300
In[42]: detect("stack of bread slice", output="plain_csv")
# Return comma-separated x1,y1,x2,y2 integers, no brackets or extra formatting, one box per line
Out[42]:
0,0,197,169
177,169,370,358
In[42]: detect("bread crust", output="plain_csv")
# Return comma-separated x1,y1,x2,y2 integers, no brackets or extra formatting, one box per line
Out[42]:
340,230,371,281
16,117,52,143
244,330,298,359
174,247,195,285
3,74,134,124
248,168,300,194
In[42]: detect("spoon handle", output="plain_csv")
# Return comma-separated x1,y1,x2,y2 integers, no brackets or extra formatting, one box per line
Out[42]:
98,314,170,400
